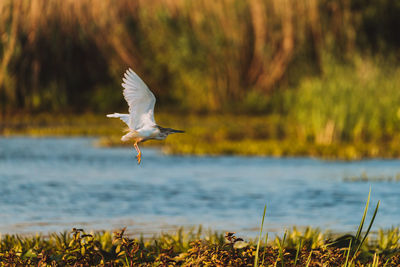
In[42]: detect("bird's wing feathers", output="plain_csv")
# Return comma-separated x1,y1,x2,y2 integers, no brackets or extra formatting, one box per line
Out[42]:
106,113,130,126
121,68,156,130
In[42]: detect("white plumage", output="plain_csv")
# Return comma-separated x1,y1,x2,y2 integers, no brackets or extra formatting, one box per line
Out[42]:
107,68,184,164
107,68,156,130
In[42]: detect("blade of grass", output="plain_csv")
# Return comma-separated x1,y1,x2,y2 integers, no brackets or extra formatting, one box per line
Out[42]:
344,238,353,267
305,249,313,267
278,230,287,267
261,233,268,267
254,204,267,267
371,253,379,267
383,257,391,267
354,187,371,244
352,200,380,262
294,237,303,266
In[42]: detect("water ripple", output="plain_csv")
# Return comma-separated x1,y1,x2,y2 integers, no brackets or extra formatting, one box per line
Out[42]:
1,137,400,236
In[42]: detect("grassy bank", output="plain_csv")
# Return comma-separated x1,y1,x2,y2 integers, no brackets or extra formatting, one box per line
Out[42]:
1,226,400,266
2,112,400,160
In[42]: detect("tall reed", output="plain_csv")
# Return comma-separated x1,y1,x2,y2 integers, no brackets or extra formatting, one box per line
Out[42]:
0,0,372,113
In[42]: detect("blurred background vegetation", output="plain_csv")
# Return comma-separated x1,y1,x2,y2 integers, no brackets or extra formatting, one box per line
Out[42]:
1,0,400,157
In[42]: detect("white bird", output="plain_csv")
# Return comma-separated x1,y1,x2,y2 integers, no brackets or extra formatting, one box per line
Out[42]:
107,68,184,164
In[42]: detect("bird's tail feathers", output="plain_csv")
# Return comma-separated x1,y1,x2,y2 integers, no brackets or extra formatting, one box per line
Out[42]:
106,113,123,118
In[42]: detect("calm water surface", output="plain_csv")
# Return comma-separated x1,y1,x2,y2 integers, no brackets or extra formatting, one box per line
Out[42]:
1,137,400,236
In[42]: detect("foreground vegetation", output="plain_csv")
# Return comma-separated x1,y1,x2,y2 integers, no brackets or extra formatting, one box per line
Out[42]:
0,189,388,266
2,226,400,266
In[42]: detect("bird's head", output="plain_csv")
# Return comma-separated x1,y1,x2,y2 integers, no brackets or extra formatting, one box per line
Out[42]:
156,126,185,139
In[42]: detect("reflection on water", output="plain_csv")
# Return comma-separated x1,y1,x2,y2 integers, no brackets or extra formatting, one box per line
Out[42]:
1,137,400,236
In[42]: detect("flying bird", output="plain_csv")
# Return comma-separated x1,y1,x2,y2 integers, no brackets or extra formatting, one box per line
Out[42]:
107,68,184,164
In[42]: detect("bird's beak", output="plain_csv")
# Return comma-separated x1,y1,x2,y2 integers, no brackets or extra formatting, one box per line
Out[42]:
170,128,185,134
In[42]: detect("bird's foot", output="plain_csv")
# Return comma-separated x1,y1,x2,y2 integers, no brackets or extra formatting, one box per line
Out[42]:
136,152,142,165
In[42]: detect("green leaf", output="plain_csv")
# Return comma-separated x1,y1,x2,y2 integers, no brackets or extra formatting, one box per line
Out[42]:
68,239,75,247
118,250,126,257
115,244,121,254
254,204,267,267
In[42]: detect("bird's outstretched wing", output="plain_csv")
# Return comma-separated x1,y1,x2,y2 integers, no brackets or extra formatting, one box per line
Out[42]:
106,113,130,126
121,68,157,130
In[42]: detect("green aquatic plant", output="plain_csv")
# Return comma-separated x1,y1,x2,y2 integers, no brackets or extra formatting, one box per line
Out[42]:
352,188,380,261
254,204,266,267
278,226,325,250
0,190,396,266
376,228,400,251
1,225,400,266
327,188,380,266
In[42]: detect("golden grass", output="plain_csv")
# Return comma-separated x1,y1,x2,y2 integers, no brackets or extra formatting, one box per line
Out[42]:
3,113,400,160
0,0,358,112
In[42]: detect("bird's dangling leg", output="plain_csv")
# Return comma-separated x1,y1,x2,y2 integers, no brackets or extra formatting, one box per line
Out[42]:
134,141,142,165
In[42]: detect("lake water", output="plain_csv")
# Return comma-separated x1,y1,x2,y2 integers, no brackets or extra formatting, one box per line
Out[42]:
1,137,400,237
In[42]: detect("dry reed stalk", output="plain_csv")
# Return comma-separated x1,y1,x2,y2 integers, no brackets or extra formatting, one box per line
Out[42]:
0,0,358,112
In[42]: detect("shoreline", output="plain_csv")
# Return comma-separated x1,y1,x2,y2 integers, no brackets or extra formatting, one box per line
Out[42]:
2,113,400,161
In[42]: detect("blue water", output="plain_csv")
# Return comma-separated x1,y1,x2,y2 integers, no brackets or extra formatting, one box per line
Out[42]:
0,137,399,236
